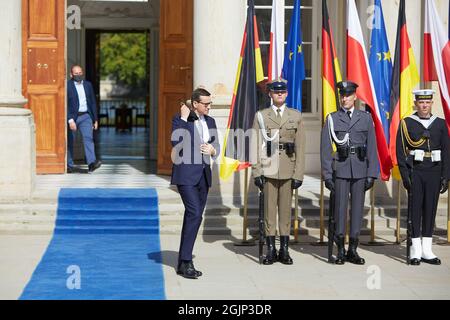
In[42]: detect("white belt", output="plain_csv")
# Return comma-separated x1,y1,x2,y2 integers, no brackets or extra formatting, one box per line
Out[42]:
409,150,441,162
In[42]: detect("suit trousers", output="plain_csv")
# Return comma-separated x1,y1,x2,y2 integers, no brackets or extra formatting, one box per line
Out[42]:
265,178,292,236
410,168,441,238
177,171,209,263
67,114,96,167
334,178,366,238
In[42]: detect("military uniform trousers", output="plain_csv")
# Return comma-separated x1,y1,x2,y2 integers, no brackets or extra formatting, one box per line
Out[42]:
334,178,366,238
410,166,441,238
265,178,293,236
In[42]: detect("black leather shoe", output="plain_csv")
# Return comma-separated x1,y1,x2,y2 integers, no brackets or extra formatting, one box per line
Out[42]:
421,257,441,265
346,238,365,265
410,258,421,266
67,166,88,174
88,160,102,173
263,236,278,265
176,261,199,279
335,235,346,265
278,236,293,265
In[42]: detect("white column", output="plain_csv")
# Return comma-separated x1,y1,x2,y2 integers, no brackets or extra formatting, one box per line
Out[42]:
0,0,35,201
0,0,27,108
193,0,246,106
193,0,248,199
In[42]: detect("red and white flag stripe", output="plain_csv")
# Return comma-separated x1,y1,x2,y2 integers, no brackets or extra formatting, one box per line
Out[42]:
346,0,392,180
424,0,450,134
268,0,284,82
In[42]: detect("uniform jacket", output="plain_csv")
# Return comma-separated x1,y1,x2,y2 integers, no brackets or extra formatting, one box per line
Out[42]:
251,106,305,181
321,108,379,181
396,114,449,183
67,79,98,123
170,114,220,187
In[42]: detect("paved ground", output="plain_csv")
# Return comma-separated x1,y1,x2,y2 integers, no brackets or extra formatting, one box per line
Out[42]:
1,233,450,300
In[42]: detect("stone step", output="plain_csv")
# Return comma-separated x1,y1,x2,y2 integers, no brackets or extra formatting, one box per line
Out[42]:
0,209,447,236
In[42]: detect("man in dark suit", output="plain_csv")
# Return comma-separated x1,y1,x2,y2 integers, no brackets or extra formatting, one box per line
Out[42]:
67,65,101,173
171,88,220,279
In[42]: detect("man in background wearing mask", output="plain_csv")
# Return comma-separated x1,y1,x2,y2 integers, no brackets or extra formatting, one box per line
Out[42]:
67,65,101,173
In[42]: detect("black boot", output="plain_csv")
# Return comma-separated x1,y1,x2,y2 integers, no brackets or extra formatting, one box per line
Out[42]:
346,237,365,265
278,236,293,265
263,236,278,265
335,234,345,265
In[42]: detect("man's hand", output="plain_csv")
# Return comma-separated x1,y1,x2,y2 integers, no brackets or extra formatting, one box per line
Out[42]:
364,177,375,191
440,178,449,194
93,121,98,130
180,103,190,120
69,120,77,131
254,176,265,190
403,178,412,192
200,143,215,156
291,179,303,190
324,179,335,192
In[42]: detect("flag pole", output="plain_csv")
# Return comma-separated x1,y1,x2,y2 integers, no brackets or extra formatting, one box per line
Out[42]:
311,178,327,246
292,188,300,243
320,178,325,242
437,182,450,246
362,186,385,246
234,168,256,246
396,180,401,244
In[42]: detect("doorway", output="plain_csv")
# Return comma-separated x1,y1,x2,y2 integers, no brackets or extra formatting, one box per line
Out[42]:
67,0,159,174
22,0,193,175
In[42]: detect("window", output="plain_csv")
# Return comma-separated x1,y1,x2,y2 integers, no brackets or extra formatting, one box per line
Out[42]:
254,0,317,114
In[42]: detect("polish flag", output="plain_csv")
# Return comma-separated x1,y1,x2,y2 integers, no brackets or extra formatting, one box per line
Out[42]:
268,0,284,81
346,0,392,181
424,0,450,134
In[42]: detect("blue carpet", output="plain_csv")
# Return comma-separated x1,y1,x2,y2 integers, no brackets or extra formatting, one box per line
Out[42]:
20,188,166,300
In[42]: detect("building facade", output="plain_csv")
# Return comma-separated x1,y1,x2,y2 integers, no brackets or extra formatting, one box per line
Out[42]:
0,0,448,200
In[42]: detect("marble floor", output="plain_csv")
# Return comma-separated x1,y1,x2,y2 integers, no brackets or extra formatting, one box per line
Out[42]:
73,126,155,174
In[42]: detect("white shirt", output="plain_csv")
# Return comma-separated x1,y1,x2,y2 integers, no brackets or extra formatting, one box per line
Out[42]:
196,115,210,144
74,81,88,113
341,106,355,118
272,104,286,118
180,114,210,144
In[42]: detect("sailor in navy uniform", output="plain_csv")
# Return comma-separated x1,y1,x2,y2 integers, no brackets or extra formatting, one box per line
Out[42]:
396,89,449,265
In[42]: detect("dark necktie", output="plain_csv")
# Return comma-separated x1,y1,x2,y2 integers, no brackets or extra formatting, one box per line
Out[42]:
347,110,352,119
276,108,281,120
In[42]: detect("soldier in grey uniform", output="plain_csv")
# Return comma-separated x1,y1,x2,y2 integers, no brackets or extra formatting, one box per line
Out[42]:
320,81,379,265
396,89,449,266
251,80,305,265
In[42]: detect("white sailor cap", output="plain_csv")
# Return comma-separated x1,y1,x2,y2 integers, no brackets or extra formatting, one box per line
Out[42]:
413,89,435,101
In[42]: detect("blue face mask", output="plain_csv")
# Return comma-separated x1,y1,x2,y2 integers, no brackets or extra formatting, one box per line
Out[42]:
73,75,83,83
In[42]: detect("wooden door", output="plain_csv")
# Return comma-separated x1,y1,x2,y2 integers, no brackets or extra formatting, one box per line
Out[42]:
157,0,193,175
22,0,66,174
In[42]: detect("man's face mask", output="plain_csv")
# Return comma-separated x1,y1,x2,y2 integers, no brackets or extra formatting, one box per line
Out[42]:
73,75,83,83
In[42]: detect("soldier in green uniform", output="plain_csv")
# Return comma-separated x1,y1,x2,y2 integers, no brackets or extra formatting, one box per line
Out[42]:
251,80,305,265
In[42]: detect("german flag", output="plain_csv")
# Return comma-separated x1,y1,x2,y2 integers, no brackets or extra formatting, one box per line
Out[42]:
219,0,264,181
389,0,420,179
322,0,342,122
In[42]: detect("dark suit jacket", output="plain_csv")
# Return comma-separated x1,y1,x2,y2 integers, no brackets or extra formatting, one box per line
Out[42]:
67,79,98,122
170,114,220,187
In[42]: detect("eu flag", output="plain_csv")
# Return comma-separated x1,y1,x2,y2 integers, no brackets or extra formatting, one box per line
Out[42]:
369,0,392,142
282,0,306,111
